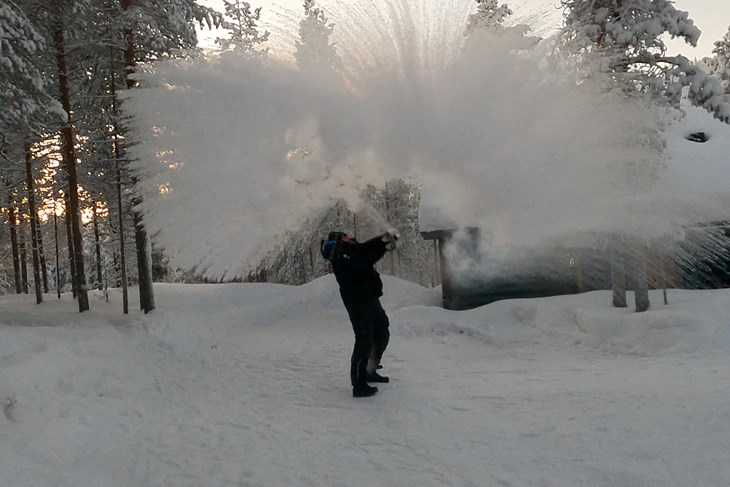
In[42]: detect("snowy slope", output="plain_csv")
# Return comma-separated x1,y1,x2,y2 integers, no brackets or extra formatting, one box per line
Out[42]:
2,277,730,486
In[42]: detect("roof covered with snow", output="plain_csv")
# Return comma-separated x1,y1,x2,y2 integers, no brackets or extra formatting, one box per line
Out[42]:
664,106,730,199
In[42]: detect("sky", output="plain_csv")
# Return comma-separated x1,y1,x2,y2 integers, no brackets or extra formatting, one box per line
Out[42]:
2,277,730,486
199,0,730,59
670,0,730,58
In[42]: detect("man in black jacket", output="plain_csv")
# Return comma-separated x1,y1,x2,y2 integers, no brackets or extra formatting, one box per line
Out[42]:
322,230,397,397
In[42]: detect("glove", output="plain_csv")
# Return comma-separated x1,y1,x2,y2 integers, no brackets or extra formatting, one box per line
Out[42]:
381,229,399,251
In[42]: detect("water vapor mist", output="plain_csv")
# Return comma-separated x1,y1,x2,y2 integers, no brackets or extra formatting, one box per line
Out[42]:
125,0,725,279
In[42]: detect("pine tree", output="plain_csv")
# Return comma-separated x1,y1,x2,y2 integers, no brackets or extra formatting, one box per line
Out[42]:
464,0,513,35
560,0,730,122
23,140,43,304
52,2,91,311
1,3,63,298
462,0,538,53
120,0,222,59
294,0,342,76
119,0,222,313
0,1,63,131
2,0,222,311
215,0,269,54
710,25,730,92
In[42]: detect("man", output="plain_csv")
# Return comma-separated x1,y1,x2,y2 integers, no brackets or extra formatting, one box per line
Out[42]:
322,230,398,397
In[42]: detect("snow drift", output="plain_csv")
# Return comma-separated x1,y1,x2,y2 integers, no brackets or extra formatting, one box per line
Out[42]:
2,277,730,486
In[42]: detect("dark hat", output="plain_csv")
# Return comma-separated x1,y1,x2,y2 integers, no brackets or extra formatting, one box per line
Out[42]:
327,231,347,242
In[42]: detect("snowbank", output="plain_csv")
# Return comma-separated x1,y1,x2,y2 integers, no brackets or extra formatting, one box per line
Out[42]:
2,278,730,486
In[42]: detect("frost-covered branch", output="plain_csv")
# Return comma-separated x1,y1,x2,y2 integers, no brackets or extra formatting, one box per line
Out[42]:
463,0,539,53
215,0,269,55
559,0,730,123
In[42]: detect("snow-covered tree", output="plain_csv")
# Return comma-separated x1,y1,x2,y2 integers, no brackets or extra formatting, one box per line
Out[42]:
215,0,269,54
1,0,223,312
559,0,689,312
362,179,437,286
464,0,513,35
560,0,700,62
121,0,222,60
119,0,222,313
560,0,730,122
294,0,342,76
256,180,437,288
0,1,63,132
462,0,538,53
709,25,730,92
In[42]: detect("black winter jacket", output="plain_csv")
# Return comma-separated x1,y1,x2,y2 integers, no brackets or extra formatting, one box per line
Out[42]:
331,236,388,305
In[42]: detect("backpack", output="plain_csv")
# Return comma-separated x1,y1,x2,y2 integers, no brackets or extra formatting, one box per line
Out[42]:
320,232,346,261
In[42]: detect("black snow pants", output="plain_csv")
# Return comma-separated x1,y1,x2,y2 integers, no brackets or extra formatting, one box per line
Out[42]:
345,298,390,386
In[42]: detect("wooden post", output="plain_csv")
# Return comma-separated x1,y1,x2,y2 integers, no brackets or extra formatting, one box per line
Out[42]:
432,240,439,287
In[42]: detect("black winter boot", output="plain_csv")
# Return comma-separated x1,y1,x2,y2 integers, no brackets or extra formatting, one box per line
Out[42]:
353,383,378,397
366,370,389,383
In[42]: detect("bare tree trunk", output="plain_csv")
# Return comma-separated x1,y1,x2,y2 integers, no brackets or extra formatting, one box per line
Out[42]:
64,193,77,298
54,211,61,298
122,0,154,313
35,212,49,293
92,205,103,290
633,246,650,313
19,223,28,294
110,47,129,314
54,26,89,312
114,157,129,314
611,244,627,308
7,193,22,294
134,210,155,312
25,140,43,304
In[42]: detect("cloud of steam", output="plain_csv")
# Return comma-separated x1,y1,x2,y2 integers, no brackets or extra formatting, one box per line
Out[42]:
126,0,707,279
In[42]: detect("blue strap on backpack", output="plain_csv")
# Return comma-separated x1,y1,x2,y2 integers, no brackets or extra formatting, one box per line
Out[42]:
321,232,346,262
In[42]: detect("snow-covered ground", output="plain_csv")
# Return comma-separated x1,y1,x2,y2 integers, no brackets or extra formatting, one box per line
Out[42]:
2,276,729,487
